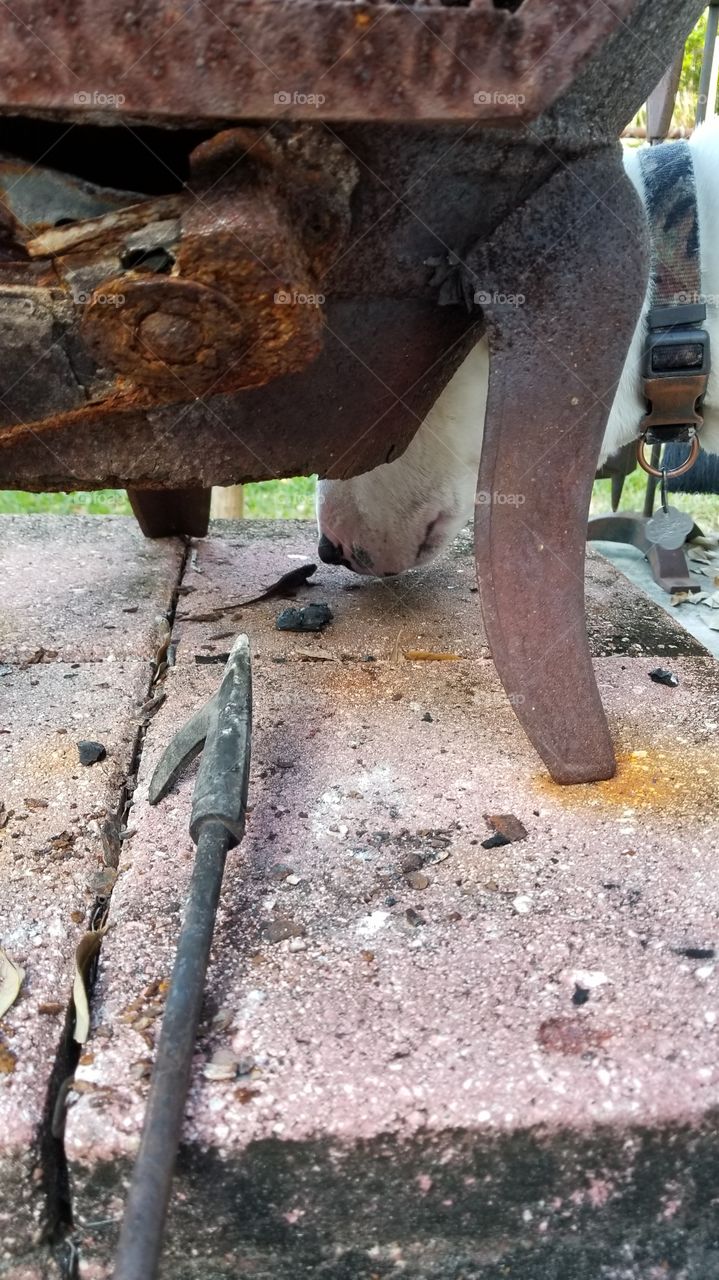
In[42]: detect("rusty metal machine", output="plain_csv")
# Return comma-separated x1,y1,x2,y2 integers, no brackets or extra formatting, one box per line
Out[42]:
0,0,708,784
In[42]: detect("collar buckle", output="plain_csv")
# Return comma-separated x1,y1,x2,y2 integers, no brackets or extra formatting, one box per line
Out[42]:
641,321,710,444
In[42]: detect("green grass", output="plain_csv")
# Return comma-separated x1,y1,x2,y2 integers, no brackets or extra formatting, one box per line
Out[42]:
0,476,317,520
590,472,719,532
3,471,719,531
243,477,316,519
0,488,134,516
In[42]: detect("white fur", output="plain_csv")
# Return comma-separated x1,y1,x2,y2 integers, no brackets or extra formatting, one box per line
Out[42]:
317,126,719,577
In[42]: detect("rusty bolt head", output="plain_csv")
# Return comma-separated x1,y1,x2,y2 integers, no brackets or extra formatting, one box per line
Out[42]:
80,276,250,395
137,311,201,364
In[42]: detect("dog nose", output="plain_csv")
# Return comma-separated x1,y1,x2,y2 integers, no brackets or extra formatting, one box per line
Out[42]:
318,533,344,564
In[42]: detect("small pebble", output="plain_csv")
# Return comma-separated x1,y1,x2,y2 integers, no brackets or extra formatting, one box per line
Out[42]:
276,603,333,633
77,740,106,766
261,917,306,944
481,833,510,849
269,863,293,881
406,871,430,891
649,667,679,688
203,1048,239,1081
401,854,423,874
484,813,528,844
86,867,118,897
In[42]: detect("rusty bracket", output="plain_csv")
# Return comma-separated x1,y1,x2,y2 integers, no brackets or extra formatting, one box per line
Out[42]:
0,125,358,426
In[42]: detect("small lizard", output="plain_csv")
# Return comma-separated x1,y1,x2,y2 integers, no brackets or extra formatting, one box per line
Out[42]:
179,562,318,622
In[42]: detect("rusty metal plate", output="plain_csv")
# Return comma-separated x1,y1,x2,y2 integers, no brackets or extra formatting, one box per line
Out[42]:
0,0,637,126
0,298,479,488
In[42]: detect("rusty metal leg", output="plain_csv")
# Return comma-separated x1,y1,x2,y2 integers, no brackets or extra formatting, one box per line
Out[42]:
127,488,211,538
474,147,648,784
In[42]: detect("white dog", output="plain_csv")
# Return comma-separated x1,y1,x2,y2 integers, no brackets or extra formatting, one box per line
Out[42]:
317,126,719,577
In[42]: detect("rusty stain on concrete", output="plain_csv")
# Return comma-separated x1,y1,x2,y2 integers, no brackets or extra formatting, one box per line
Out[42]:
534,745,719,819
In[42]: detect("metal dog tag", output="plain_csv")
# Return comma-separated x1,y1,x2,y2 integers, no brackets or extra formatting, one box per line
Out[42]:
645,506,694,550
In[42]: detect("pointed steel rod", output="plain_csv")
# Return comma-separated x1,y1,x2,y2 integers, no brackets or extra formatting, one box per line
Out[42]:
113,635,252,1280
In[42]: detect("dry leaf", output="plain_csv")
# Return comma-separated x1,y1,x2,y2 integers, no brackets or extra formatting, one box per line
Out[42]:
294,647,337,662
403,650,461,661
72,928,106,1044
0,949,24,1018
0,1042,17,1075
688,548,712,565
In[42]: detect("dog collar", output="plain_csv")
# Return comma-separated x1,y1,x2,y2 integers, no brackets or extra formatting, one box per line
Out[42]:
637,140,710,478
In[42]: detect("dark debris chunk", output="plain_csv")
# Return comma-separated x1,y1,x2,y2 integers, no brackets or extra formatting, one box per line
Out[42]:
276,603,333,633
649,667,679,687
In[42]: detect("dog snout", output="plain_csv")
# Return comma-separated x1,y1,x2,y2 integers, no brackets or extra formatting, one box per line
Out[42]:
318,533,344,565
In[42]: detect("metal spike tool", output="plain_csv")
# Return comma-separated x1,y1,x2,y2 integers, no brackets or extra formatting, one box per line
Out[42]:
113,635,252,1280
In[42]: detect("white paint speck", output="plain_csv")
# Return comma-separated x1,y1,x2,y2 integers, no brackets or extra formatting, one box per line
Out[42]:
357,910,389,937
513,895,533,915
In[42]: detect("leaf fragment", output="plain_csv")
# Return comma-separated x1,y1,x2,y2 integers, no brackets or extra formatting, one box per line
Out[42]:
403,650,461,661
0,949,24,1018
294,647,337,662
72,927,106,1044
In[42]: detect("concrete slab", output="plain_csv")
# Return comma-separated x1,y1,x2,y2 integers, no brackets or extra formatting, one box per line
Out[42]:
0,516,183,664
0,516,183,1273
65,521,719,1279
0,661,150,1267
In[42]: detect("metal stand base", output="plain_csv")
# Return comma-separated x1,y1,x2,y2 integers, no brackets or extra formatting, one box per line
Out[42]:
587,512,703,594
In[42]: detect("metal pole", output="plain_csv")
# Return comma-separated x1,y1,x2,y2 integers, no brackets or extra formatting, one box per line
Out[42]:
113,635,252,1280
113,820,231,1280
697,1,719,125
643,444,662,518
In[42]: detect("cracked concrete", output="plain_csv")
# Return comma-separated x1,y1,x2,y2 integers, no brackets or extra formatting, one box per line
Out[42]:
0,517,185,1276
15,517,714,1280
